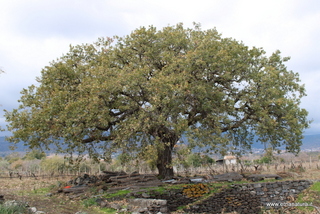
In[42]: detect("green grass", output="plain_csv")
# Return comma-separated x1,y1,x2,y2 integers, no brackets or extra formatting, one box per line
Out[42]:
104,189,131,199
309,181,320,191
99,207,118,214
295,181,320,213
32,187,51,195
0,203,28,214
83,198,98,208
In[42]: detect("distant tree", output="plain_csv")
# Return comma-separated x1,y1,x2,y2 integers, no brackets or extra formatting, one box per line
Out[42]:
40,155,65,173
5,152,22,164
5,23,311,178
254,147,277,164
23,149,46,160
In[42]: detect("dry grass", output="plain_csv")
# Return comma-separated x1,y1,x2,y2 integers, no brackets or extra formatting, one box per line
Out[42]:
0,176,106,214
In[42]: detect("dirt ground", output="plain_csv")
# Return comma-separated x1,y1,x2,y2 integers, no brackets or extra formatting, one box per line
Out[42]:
0,176,104,214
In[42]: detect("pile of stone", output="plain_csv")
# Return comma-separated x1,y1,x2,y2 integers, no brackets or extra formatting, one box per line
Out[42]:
60,171,162,197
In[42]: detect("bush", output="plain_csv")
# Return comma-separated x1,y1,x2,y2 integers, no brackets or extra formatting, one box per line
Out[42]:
40,155,66,174
0,201,28,214
23,149,46,160
10,159,24,170
0,160,10,171
254,156,273,164
187,154,215,167
5,152,22,164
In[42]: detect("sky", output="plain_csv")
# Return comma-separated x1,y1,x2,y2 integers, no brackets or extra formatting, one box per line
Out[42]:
0,0,319,136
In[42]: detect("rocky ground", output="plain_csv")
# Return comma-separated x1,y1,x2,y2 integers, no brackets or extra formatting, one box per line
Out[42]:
0,171,319,214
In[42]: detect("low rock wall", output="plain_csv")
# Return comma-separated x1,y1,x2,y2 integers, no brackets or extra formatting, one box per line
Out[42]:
231,179,313,206
186,179,313,213
105,180,314,213
127,198,168,214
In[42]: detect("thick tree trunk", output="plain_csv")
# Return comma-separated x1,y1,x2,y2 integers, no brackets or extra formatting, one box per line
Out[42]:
152,126,179,179
156,142,174,179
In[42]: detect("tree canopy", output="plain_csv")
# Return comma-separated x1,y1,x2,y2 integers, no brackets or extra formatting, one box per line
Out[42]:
5,23,310,178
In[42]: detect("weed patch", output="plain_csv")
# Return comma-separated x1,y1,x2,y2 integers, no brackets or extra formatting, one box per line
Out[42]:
295,181,320,213
0,203,28,214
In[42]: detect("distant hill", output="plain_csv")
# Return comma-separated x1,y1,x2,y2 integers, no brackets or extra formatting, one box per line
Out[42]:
300,134,320,150
1,134,320,154
249,134,320,150
0,136,29,152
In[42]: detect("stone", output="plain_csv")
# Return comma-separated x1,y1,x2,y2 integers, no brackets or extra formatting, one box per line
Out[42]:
213,172,243,181
160,207,168,213
95,198,108,207
142,192,150,198
253,183,262,188
108,202,121,210
29,207,37,212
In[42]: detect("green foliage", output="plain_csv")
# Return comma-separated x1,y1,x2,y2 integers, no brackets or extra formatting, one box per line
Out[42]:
139,145,158,172
99,207,118,214
40,155,66,173
295,182,320,212
0,159,10,170
10,159,24,170
174,145,214,169
117,152,132,167
310,182,320,191
5,23,311,178
32,187,50,195
104,189,131,199
187,153,215,168
5,152,22,164
83,198,97,208
254,156,273,164
0,203,28,214
23,149,46,160
254,147,277,164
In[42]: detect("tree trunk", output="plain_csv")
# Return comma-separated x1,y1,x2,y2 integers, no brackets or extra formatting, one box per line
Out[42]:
153,127,179,179
156,142,174,179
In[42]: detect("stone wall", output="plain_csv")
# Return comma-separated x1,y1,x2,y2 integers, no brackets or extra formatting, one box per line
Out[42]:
231,179,313,206
104,180,314,213
127,198,168,214
186,179,313,213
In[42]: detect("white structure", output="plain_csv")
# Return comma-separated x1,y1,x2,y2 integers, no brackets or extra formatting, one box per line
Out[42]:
223,155,237,165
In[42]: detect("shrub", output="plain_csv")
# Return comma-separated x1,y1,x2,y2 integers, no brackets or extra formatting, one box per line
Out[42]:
10,159,24,170
0,160,10,171
5,152,22,164
0,201,28,214
23,149,46,160
40,155,66,174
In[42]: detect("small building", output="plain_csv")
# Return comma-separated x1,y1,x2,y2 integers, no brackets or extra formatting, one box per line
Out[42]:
216,155,237,165
224,155,237,165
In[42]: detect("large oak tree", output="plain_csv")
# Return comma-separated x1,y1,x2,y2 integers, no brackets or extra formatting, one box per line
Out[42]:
5,24,310,178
